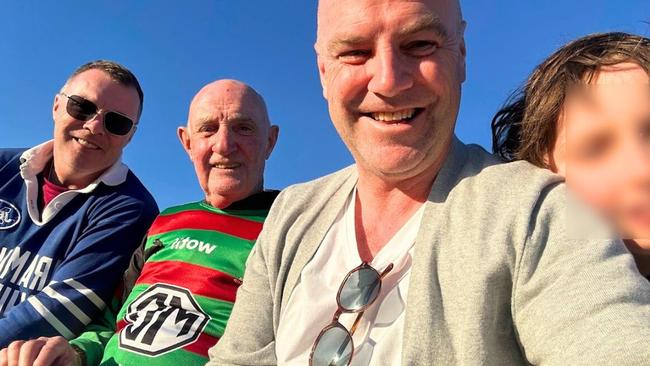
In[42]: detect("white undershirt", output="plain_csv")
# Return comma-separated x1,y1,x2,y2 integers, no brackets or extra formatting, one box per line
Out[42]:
276,188,425,365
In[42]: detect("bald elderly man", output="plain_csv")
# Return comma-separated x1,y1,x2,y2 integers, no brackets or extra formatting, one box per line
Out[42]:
209,0,650,365
0,80,279,366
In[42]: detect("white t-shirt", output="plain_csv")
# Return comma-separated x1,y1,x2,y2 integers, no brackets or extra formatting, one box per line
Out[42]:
276,188,425,365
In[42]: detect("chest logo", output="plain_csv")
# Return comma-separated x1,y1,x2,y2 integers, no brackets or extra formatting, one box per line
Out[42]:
119,283,210,356
0,200,20,230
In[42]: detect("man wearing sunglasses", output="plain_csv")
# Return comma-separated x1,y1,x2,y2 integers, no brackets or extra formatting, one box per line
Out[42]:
0,60,158,348
0,79,279,366
209,1,650,365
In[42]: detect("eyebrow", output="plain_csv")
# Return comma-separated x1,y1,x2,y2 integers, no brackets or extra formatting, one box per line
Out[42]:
193,114,255,128
326,14,449,54
398,13,448,39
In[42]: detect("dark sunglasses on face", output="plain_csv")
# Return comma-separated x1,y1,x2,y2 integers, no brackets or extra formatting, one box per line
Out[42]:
59,92,136,136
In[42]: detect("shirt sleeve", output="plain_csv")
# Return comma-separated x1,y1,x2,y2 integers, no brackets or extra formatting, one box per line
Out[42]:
513,184,650,365
69,237,147,366
0,195,157,348
68,294,120,366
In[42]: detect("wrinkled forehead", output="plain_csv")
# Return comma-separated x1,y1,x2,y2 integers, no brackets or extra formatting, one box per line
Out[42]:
317,0,461,41
188,88,269,128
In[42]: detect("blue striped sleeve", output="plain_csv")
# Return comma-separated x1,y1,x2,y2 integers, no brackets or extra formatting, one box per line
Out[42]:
0,195,156,347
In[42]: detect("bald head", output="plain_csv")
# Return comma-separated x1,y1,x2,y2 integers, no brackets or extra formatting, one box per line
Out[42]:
316,0,463,51
187,79,270,131
178,79,279,208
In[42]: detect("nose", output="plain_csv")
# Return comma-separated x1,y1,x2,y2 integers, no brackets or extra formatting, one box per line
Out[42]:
367,46,414,97
82,113,106,135
211,126,237,156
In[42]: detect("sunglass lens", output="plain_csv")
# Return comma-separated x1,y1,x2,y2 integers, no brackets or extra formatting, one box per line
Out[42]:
311,324,353,366
66,95,97,120
339,266,381,311
104,112,134,136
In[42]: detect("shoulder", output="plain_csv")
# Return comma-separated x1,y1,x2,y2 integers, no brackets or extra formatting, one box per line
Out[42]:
90,170,159,222
439,142,566,249
0,147,28,158
0,148,27,168
255,165,356,245
123,170,158,207
456,142,563,205
274,165,356,208
158,200,203,216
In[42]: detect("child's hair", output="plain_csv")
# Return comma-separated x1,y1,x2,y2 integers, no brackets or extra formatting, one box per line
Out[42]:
491,32,650,167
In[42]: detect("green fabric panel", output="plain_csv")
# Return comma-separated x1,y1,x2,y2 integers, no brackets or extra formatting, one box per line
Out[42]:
100,336,207,365
144,231,254,279
69,295,121,365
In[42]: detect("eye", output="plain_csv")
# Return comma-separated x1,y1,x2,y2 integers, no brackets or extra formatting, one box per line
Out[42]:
403,40,438,57
197,124,218,135
639,119,650,142
338,49,371,65
577,136,610,162
235,124,255,136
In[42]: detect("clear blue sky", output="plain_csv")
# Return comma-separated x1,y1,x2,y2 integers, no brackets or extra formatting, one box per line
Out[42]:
1,1,649,209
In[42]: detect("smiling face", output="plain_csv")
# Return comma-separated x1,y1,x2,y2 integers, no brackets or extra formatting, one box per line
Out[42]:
315,0,466,183
550,63,650,253
52,69,140,188
178,80,278,208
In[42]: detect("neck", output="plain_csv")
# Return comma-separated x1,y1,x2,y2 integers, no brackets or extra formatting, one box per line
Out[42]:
48,159,103,190
354,160,441,261
206,187,263,210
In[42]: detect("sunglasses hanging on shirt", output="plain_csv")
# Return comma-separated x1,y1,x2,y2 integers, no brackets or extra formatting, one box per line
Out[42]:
309,262,394,366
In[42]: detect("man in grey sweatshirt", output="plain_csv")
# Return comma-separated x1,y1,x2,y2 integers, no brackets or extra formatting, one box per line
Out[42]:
208,0,650,365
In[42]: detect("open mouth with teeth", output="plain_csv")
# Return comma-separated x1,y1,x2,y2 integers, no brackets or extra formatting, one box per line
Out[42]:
363,108,424,123
74,137,100,150
212,163,242,169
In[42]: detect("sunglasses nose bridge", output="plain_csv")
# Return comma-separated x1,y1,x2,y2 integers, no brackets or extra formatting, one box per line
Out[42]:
332,309,343,322
82,111,107,135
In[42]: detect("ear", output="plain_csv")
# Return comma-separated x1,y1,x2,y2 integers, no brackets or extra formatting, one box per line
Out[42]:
458,20,467,83
126,125,137,144
52,94,61,122
265,125,280,159
543,152,553,169
315,43,329,99
177,125,192,157
543,151,565,175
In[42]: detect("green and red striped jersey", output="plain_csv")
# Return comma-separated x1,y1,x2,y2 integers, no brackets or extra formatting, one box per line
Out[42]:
99,193,276,365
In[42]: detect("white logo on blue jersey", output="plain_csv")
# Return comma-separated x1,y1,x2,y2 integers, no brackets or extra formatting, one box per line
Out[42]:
0,200,20,230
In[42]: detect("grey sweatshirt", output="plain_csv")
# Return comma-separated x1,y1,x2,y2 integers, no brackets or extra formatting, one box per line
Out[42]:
208,137,650,365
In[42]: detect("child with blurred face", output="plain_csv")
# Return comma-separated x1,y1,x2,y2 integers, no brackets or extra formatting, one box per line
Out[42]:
492,32,650,277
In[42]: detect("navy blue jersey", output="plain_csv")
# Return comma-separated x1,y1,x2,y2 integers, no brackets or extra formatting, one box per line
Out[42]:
0,142,158,347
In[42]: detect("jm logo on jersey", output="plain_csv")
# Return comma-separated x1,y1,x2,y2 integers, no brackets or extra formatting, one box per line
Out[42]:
119,283,210,356
0,200,20,230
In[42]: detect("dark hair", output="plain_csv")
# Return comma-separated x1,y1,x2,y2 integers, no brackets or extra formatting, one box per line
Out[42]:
66,60,144,118
491,32,650,167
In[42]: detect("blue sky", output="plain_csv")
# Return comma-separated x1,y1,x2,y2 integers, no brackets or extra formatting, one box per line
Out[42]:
1,1,649,209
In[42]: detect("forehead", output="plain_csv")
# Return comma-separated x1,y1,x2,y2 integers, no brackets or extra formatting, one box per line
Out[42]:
64,69,140,117
318,0,457,42
189,89,266,126
565,63,650,117
592,62,650,85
